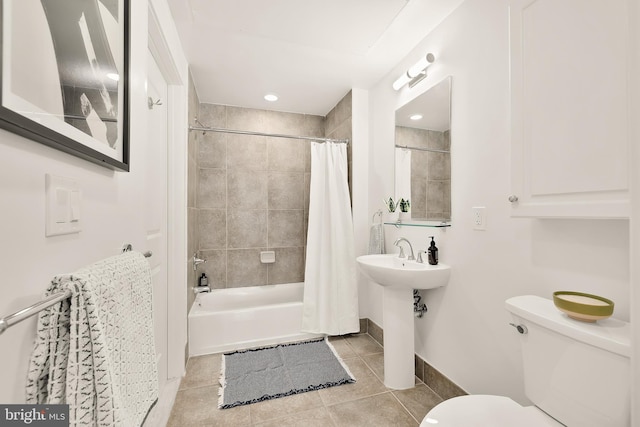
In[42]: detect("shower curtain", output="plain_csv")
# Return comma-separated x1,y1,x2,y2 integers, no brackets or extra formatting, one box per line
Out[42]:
395,147,412,205
302,142,359,335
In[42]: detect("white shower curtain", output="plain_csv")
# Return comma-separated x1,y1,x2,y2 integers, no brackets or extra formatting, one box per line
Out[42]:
302,142,359,335
394,147,412,204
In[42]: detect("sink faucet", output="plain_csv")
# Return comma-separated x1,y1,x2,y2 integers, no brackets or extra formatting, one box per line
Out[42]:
393,237,415,261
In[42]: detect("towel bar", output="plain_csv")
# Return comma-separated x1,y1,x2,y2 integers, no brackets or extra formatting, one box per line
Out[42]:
0,247,152,335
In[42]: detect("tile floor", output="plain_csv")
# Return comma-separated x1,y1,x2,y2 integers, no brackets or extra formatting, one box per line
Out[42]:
167,333,444,426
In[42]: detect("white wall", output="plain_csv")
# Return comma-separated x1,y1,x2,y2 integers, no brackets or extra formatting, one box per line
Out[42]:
0,0,188,405
361,0,631,404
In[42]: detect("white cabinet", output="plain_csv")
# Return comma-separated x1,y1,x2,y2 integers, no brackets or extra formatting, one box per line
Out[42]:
509,0,630,218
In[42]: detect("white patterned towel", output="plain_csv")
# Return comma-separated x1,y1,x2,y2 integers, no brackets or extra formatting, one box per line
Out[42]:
26,251,158,427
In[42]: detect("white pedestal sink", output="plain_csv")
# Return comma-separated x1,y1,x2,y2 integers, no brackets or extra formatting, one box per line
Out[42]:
356,254,451,390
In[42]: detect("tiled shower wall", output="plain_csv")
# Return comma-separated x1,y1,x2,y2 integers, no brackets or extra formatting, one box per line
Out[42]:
193,104,325,291
187,73,200,310
325,91,353,194
394,126,451,220
186,88,353,306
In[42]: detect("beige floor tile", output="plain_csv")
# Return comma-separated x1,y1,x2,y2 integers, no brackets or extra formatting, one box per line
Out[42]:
253,407,336,427
327,392,419,427
361,353,384,382
392,383,443,423
170,332,441,426
318,358,386,406
249,390,324,424
343,334,383,357
327,336,358,359
180,353,222,390
167,385,250,426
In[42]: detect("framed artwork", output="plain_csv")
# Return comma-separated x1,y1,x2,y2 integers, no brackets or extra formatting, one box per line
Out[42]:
0,0,130,171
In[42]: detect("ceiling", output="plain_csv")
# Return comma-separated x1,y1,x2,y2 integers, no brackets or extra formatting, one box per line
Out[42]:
166,0,464,116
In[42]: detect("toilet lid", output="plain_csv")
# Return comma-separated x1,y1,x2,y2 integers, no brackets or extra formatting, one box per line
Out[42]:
421,395,563,427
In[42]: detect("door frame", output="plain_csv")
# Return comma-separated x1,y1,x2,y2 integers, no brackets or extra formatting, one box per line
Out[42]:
148,0,188,380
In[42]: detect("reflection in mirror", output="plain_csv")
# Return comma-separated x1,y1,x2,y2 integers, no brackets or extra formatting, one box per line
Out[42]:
395,76,451,222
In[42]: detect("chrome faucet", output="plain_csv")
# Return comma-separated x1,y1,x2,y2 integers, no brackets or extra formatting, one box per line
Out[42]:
416,250,427,264
193,286,211,294
193,253,207,270
393,237,415,261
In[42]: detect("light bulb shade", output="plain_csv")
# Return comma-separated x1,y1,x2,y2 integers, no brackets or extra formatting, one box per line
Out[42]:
392,53,436,90
392,72,412,91
407,53,435,78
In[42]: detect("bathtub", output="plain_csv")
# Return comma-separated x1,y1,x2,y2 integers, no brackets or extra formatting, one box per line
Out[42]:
188,282,323,356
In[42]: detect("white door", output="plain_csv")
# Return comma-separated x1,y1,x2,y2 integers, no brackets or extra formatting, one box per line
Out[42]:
146,50,169,389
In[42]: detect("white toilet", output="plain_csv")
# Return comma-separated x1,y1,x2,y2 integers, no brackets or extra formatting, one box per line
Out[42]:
421,295,631,427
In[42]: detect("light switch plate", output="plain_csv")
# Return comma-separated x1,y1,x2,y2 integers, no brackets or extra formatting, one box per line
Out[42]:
46,174,82,237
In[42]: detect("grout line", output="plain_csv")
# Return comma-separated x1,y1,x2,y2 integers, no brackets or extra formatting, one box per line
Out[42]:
389,390,422,425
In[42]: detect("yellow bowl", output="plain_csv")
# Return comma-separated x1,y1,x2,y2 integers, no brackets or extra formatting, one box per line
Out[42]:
553,291,614,323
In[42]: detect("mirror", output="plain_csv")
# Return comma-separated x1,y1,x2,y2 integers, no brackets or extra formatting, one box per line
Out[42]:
394,76,451,222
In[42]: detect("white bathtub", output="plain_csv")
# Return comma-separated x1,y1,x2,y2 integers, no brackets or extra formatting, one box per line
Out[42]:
188,282,323,356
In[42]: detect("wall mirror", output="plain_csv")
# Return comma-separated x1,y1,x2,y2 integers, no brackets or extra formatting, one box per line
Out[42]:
394,76,451,223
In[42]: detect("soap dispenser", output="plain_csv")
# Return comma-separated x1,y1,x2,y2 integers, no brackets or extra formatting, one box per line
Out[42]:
198,273,208,287
427,236,438,265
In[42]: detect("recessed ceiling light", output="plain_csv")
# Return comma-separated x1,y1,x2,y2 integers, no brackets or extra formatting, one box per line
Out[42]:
264,94,278,102
410,114,423,120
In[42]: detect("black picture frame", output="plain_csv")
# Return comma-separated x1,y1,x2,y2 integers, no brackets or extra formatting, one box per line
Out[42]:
0,0,130,171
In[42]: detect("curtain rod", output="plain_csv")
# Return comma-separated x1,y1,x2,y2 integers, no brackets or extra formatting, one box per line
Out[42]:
189,126,349,144
395,144,450,154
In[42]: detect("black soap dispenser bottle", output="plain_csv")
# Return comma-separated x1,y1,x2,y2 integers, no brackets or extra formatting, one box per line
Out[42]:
427,236,438,265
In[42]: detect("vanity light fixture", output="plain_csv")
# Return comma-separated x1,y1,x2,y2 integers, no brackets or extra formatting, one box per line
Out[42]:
264,93,278,102
392,53,435,91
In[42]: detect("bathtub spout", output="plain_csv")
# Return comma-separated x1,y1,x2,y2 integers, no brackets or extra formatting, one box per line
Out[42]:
194,286,211,294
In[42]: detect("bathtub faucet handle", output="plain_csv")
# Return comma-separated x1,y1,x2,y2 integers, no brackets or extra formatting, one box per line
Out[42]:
193,253,207,270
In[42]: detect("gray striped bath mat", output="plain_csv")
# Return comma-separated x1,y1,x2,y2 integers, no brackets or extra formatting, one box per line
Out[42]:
218,338,355,409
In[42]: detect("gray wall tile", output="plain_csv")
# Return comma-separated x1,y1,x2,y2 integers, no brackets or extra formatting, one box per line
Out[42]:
199,104,226,128
227,210,267,248
197,249,227,289
228,170,267,210
226,134,267,170
267,137,304,172
198,209,226,249
227,249,268,287
226,106,264,131
190,102,344,291
199,132,227,169
263,110,306,135
197,169,227,209
267,247,305,285
269,210,304,247
268,172,304,210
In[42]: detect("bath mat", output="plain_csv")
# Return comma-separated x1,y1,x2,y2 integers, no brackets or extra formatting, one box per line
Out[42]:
219,338,355,409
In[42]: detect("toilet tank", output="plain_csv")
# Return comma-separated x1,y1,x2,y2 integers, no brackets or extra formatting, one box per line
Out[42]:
505,295,630,427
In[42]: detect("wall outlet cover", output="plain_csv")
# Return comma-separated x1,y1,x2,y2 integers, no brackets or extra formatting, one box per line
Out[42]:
472,206,486,230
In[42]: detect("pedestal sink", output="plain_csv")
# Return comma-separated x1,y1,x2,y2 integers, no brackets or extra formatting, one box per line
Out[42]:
356,254,451,390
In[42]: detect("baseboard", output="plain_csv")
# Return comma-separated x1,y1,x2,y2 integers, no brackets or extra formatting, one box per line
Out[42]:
143,377,181,427
359,317,467,400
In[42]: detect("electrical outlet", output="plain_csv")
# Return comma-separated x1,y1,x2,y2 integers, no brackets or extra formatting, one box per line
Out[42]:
472,207,486,230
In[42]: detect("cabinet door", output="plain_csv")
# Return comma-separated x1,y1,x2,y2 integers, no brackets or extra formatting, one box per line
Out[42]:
509,0,629,218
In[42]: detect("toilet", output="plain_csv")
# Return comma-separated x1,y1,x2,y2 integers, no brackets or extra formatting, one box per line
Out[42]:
421,295,631,427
